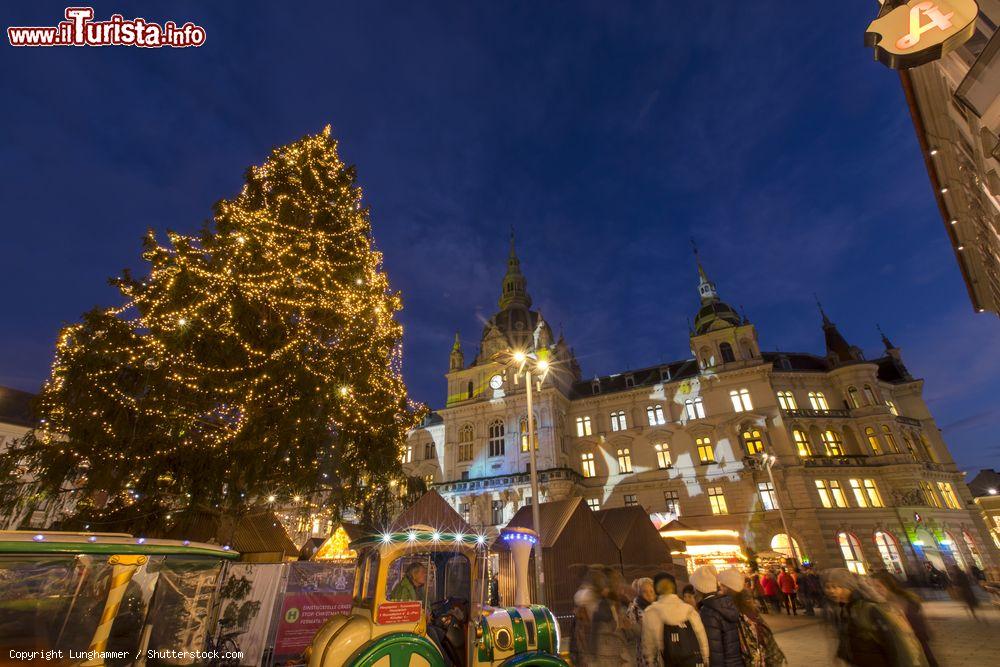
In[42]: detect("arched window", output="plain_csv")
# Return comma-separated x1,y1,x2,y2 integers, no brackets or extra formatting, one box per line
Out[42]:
863,385,877,406
610,410,627,432
580,452,596,478
458,424,474,462
886,400,899,416
719,342,736,363
847,387,861,409
821,430,844,456
838,532,867,574
654,443,672,469
864,427,882,455
467,380,474,399
880,425,898,453
647,404,666,426
616,448,633,474
808,391,829,411
874,531,904,576
699,346,714,369
944,532,968,571
919,434,937,463
770,533,802,561
696,436,714,463
519,415,538,452
424,441,436,459
793,429,812,457
730,388,753,412
488,419,505,457
776,390,797,410
742,427,764,455
685,397,705,420
963,532,985,570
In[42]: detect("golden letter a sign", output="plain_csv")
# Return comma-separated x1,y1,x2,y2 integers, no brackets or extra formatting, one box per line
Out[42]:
865,0,979,69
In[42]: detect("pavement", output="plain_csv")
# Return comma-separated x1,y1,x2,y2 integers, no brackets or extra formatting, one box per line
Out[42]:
765,600,1000,666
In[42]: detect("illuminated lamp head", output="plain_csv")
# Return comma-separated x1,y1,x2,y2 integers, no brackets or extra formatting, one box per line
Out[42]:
513,350,527,363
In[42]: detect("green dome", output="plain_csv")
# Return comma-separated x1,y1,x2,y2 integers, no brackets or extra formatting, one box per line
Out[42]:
694,301,741,334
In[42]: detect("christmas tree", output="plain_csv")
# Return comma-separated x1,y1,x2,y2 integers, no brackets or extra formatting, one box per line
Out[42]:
1,127,422,533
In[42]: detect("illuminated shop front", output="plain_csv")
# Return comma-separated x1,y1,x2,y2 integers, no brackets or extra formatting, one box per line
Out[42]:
659,520,746,573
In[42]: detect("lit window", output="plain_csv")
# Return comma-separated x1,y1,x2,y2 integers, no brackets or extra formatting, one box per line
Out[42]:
459,503,470,522
815,480,833,508
458,424,474,462
937,482,961,509
610,410,627,432
808,391,829,411
920,481,942,508
708,487,728,515
847,387,861,409
865,427,882,455
793,429,812,456
919,434,937,463
696,436,714,463
849,479,869,508
581,452,596,478
730,388,753,412
647,404,666,426
863,385,877,405
654,443,672,469
423,474,434,486
664,490,681,516
874,531,904,576
402,445,413,463
519,415,538,452
758,482,778,511
488,419,505,457
864,479,884,507
886,400,899,416
492,500,504,525
904,434,919,461
685,397,705,420
776,390,797,410
881,425,898,453
963,532,985,570
830,480,848,508
838,532,867,574
616,448,633,474
624,494,638,507
742,428,764,455
586,498,600,511
821,430,844,456
576,416,592,437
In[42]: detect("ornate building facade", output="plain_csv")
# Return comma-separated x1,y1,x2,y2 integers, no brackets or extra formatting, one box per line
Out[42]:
403,241,998,579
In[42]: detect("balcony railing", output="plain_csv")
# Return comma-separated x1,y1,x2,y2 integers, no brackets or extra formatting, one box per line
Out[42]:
802,454,869,467
783,408,851,419
434,466,582,494
895,415,922,427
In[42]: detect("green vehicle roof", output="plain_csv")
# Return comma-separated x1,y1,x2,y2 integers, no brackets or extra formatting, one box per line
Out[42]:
0,531,239,559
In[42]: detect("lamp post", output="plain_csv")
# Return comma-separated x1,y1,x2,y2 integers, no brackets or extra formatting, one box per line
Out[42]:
510,348,549,605
761,453,801,566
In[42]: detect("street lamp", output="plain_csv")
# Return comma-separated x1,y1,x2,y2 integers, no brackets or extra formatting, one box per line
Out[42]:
759,453,802,566
502,347,551,605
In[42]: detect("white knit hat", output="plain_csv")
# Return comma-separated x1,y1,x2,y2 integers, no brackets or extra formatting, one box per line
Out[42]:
690,565,718,594
717,568,745,592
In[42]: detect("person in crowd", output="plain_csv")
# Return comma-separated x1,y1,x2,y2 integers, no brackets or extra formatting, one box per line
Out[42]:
872,571,938,667
571,567,607,666
947,565,980,620
749,571,769,614
695,567,743,667
717,568,786,667
777,567,798,616
681,584,700,608
642,571,709,667
390,562,427,601
626,577,657,666
761,570,780,614
822,568,928,667
923,562,946,589
798,564,822,616
590,568,632,666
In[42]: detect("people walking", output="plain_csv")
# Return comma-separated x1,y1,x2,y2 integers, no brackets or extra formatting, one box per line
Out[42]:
626,577,656,667
571,567,606,666
717,568,786,667
798,564,822,616
777,567,798,616
642,571,709,667
822,568,928,667
947,565,980,620
695,566,743,667
761,570,780,614
872,571,938,667
749,571,769,614
590,569,631,666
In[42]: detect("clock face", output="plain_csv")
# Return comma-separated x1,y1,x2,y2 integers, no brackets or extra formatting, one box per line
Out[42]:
489,374,503,390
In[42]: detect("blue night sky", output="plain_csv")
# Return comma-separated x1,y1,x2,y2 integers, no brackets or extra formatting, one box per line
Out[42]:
1,2,997,473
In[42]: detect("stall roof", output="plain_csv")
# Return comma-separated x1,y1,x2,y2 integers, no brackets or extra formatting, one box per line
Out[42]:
164,507,297,559
504,497,584,548
390,490,472,535
594,507,650,550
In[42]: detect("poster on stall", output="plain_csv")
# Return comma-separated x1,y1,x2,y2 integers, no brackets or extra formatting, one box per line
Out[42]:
212,563,284,667
271,562,355,666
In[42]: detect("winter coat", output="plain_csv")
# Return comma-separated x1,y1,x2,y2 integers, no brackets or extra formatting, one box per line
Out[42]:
760,576,778,597
641,593,709,666
799,573,822,599
590,597,630,666
699,593,744,667
777,572,796,594
625,597,651,667
835,596,928,667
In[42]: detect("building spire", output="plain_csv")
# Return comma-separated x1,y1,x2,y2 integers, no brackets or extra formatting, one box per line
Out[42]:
815,296,862,364
692,237,718,305
877,323,895,350
498,228,532,310
449,331,464,371
815,293,832,325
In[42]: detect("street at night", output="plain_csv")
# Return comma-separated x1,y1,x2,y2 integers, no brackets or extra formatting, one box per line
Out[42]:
2,2,1000,666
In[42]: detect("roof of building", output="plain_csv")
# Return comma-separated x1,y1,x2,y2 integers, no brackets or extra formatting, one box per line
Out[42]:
390,490,472,534
0,386,35,428
593,506,653,550
163,507,298,559
505,497,585,548
968,469,1000,497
